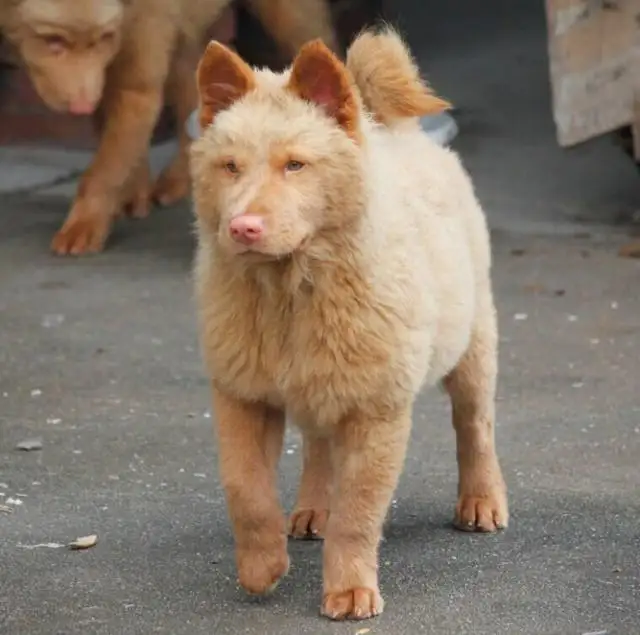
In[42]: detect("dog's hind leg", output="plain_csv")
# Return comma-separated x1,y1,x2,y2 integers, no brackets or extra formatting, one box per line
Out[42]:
444,286,509,533
289,432,331,540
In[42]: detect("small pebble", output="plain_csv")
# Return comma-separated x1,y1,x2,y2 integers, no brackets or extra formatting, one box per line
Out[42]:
15,438,43,451
41,314,65,328
514,313,528,321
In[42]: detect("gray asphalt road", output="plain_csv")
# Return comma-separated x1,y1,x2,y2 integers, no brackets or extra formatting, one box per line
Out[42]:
1,191,639,635
2,0,640,631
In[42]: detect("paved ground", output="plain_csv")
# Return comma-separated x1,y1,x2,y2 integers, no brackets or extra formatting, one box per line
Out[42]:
2,0,640,633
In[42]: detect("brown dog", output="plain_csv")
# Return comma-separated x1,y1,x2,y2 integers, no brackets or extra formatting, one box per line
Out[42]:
190,28,508,620
0,0,337,255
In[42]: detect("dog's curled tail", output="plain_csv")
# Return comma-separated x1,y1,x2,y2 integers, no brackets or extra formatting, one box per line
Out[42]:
346,26,451,127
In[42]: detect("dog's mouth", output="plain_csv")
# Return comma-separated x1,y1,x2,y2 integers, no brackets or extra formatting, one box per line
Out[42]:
224,234,311,261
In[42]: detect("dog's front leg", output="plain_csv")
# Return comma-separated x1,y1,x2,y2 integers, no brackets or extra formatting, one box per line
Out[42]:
289,432,332,540
51,73,166,255
321,407,413,621
212,385,289,595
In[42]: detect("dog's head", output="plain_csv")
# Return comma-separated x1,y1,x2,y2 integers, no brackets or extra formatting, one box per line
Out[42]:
190,39,367,261
3,0,126,114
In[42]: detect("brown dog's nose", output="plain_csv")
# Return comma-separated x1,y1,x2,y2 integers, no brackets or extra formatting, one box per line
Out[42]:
68,97,97,115
229,215,264,245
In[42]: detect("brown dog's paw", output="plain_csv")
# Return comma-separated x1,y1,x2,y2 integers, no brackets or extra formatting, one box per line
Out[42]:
51,208,111,256
152,163,191,207
321,587,384,621
288,508,329,540
237,544,290,596
454,491,508,533
121,173,152,219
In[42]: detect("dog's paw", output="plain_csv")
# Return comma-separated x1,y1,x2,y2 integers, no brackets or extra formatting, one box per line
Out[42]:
237,542,290,596
321,587,384,621
51,205,111,256
454,490,508,533
152,163,190,207
288,508,329,540
121,170,152,219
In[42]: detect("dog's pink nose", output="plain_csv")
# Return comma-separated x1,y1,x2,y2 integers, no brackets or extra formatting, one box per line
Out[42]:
229,215,264,245
68,98,97,115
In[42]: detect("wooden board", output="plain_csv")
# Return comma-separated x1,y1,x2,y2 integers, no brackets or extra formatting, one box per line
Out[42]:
545,0,640,147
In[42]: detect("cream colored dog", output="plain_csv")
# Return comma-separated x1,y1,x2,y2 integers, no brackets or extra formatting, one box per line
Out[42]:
190,27,508,621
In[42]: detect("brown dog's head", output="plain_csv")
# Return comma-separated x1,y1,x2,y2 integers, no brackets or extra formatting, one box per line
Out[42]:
3,0,126,114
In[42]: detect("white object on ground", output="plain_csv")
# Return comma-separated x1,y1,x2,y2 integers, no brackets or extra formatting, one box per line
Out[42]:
68,534,99,550
186,110,459,147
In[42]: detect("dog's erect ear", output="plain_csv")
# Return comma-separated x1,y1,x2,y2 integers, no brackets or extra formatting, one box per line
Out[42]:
196,41,256,130
288,39,360,140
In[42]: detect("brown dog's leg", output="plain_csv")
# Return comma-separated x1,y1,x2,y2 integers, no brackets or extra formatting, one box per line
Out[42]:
246,0,339,55
444,288,508,533
51,28,174,256
212,385,289,595
153,40,198,206
93,104,152,219
321,409,412,620
288,432,331,540
51,86,164,255
120,161,153,219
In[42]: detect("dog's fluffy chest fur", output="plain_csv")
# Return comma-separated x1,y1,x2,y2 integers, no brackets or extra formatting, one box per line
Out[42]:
196,248,424,428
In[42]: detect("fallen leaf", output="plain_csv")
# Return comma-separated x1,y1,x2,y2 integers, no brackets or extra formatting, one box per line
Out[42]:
68,534,98,550
15,437,43,451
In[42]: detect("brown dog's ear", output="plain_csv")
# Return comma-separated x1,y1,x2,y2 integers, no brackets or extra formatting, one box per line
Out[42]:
196,41,256,130
288,39,360,141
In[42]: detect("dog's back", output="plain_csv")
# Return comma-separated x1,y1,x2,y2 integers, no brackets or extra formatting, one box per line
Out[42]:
345,29,493,383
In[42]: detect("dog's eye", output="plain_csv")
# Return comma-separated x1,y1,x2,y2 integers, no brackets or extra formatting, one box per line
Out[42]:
284,160,305,173
224,160,240,174
41,35,67,53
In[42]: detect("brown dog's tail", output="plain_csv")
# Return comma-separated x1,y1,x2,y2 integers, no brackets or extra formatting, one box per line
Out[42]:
346,26,451,127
